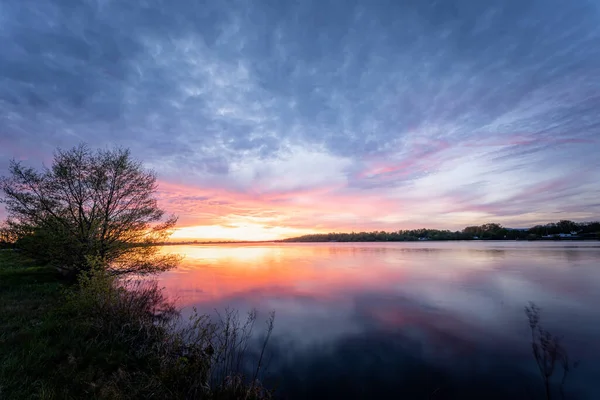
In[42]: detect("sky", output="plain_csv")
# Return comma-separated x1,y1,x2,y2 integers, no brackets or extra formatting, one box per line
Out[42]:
1,0,600,241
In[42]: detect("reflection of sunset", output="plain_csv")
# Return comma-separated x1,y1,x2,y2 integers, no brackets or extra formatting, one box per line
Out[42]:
158,244,407,306
166,244,277,264
157,243,600,319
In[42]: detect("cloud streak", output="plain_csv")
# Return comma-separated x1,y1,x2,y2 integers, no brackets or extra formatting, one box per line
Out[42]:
1,0,600,239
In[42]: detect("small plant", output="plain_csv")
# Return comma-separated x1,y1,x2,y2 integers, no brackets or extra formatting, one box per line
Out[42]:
524,302,578,400
173,306,275,398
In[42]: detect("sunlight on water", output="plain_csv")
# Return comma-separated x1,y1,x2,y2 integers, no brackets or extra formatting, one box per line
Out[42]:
165,244,278,264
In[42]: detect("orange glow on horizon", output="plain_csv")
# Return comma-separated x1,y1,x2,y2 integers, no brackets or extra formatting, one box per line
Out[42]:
170,223,322,241
157,179,405,241
156,175,577,241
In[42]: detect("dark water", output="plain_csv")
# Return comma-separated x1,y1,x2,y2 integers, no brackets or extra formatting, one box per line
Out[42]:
158,242,600,399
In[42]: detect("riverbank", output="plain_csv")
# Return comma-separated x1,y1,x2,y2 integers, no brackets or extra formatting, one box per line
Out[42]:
0,250,271,400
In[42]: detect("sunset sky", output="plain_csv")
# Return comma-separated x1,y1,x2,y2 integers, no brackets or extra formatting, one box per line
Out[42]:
1,0,599,240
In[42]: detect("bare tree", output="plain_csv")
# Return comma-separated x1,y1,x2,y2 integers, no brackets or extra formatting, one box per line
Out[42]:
0,144,179,277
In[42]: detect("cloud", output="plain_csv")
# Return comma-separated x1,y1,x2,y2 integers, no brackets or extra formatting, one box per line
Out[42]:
1,0,600,237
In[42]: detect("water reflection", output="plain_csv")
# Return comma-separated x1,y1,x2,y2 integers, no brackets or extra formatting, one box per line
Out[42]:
158,242,600,399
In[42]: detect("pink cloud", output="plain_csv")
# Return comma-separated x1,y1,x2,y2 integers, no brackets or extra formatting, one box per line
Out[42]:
463,134,595,147
155,178,408,236
357,139,452,181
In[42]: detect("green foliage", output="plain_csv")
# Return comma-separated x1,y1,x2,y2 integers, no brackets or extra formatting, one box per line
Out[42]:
463,223,507,239
529,220,600,238
283,220,600,242
282,229,466,242
0,251,273,400
0,144,180,278
0,223,16,248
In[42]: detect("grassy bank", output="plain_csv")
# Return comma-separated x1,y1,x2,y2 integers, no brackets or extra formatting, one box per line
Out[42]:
0,250,272,400
0,250,65,398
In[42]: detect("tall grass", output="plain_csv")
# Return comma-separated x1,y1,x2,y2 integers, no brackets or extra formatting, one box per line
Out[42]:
72,265,275,399
525,302,579,400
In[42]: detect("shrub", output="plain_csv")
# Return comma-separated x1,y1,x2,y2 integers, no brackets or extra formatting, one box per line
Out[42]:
61,261,274,399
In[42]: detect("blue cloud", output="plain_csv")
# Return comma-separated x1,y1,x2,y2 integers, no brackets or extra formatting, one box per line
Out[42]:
1,0,599,228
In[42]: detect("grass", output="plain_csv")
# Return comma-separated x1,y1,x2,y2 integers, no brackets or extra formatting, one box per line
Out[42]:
0,250,65,399
0,250,273,399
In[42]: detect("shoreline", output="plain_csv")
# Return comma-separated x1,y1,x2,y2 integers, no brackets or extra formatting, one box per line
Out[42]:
162,238,600,245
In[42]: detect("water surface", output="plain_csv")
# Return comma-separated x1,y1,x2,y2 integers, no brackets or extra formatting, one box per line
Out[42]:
158,242,600,399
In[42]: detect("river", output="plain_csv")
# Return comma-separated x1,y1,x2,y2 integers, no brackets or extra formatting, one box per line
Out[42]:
157,241,600,399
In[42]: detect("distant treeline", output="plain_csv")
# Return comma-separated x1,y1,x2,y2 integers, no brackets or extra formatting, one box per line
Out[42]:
281,221,600,242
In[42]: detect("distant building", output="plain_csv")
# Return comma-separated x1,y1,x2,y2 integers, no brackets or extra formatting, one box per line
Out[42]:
558,233,579,238
542,232,580,239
